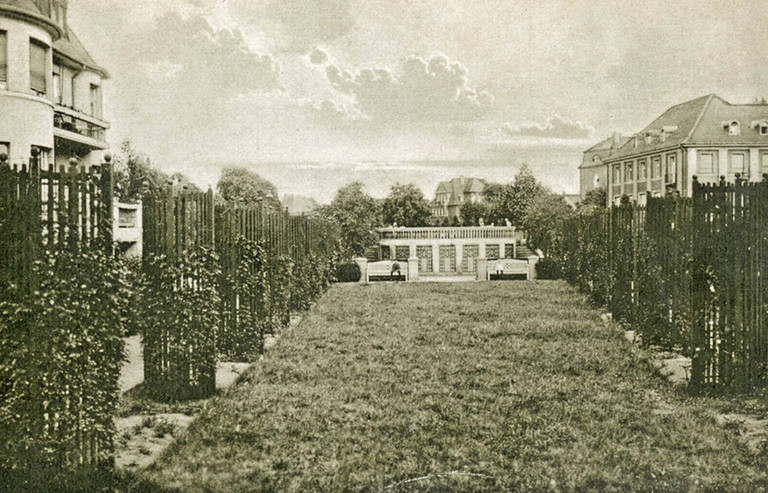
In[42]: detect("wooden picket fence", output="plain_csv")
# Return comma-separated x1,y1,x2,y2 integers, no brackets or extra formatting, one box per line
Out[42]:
0,153,118,478
142,190,339,400
555,177,768,393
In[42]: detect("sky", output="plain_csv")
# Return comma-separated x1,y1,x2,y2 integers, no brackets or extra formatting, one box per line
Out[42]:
68,0,768,203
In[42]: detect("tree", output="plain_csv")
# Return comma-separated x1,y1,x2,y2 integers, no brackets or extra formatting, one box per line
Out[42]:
113,140,170,203
481,164,544,226
459,201,488,226
381,183,430,227
578,187,607,212
217,167,280,208
522,192,575,256
315,181,382,258
170,172,202,194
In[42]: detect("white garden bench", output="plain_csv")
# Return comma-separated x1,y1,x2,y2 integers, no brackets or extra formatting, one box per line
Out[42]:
488,258,530,280
366,260,408,282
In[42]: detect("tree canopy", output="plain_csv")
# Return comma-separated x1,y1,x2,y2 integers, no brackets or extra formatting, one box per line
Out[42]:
216,167,280,208
381,183,431,227
113,140,170,203
315,181,382,258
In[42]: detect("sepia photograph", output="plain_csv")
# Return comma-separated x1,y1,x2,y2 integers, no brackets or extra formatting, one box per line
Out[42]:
1,0,768,491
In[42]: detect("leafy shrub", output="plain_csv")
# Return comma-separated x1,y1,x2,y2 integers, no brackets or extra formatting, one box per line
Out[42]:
0,250,128,482
535,258,562,280
335,262,361,283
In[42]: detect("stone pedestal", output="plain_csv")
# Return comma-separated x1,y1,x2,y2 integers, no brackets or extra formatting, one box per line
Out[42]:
527,255,539,281
407,257,419,281
355,257,368,284
476,257,488,281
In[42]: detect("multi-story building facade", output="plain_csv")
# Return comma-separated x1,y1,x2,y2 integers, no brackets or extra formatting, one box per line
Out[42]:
592,95,768,206
0,0,109,169
431,176,486,220
579,133,630,200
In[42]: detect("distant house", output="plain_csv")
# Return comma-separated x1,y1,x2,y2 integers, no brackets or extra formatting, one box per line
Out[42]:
585,94,768,206
431,176,486,220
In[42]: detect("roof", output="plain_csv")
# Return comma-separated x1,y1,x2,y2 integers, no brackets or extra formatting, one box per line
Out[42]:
0,0,108,76
604,94,768,162
580,134,631,169
54,26,109,78
433,177,487,206
0,0,62,37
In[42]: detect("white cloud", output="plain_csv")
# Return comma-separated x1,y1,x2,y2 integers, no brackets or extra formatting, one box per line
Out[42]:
502,114,595,139
325,54,493,123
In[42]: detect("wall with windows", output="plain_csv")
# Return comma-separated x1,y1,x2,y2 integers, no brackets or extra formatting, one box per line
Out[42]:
607,148,684,204
685,146,768,196
0,16,54,164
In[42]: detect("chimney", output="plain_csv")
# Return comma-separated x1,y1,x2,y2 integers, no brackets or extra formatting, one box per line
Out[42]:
633,136,638,149
644,133,652,145
612,132,622,146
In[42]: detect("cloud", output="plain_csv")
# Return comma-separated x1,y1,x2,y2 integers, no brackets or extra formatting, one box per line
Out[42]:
502,115,595,139
268,0,353,50
309,48,329,65
302,99,356,127
135,12,280,99
325,54,493,123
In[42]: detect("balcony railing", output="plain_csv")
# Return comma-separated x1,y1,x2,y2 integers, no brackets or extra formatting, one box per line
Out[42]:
378,226,521,241
54,110,106,143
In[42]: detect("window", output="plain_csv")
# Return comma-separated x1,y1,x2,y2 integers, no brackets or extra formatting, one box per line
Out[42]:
762,151,768,174
486,245,500,259
698,150,717,174
624,162,633,182
118,208,137,228
638,159,648,180
651,157,662,179
729,121,740,136
53,65,62,103
90,83,102,118
593,173,600,187
0,31,7,84
666,154,677,183
29,39,48,95
612,165,621,184
729,150,748,176
614,196,622,206
638,193,647,206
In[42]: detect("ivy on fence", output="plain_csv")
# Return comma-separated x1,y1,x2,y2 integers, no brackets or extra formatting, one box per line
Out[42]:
0,250,127,485
141,249,220,402
553,181,768,393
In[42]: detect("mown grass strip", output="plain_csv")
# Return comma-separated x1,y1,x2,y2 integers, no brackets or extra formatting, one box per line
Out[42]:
137,281,768,492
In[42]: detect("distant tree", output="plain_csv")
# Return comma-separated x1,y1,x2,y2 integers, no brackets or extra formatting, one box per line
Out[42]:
459,201,488,226
170,172,202,194
481,164,544,225
578,187,607,212
381,183,431,227
315,181,382,258
523,191,575,255
217,167,280,208
113,140,169,203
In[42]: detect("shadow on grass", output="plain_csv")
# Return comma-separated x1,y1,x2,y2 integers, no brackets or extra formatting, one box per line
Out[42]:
0,466,182,493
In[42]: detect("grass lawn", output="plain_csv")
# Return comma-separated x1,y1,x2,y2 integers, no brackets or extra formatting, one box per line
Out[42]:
133,281,768,492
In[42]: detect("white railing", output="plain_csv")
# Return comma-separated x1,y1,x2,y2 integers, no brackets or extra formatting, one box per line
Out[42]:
377,226,521,241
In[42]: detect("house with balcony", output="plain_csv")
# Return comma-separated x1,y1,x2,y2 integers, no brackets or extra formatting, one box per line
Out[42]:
594,94,768,206
0,0,109,170
430,176,486,221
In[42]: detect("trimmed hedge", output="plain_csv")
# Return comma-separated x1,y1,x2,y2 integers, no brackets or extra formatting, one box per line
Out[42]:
335,261,361,283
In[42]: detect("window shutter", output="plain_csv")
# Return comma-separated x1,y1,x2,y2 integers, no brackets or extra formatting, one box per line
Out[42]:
30,40,48,94
0,32,7,82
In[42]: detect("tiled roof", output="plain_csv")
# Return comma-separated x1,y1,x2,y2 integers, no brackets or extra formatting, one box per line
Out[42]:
54,27,109,77
580,135,631,169
602,94,768,163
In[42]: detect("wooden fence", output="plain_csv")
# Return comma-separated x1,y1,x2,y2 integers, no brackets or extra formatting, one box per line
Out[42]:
0,152,118,477
555,177,768,393
142,190,340,399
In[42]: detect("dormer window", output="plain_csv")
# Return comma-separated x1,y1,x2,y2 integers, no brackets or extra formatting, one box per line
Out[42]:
722,120,741,136
752,120,768,136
